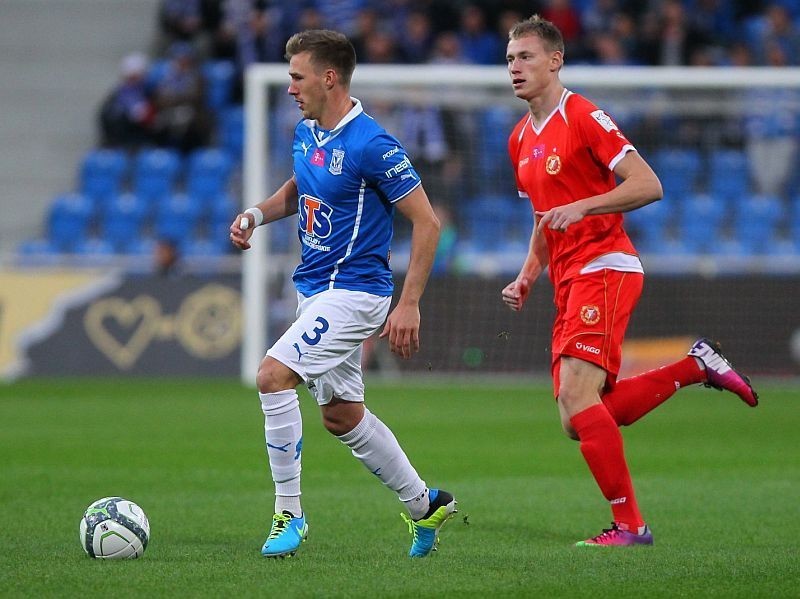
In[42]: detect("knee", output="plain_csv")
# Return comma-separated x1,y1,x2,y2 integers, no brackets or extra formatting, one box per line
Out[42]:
321,401,364,436
557,387,583,442
561,418,580,441
321,411,348,436
256,358,300,393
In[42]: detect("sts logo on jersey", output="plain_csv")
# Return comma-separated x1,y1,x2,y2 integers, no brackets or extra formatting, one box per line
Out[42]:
299,194,334,252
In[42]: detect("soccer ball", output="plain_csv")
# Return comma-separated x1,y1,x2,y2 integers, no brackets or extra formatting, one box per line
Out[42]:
79,497,150,559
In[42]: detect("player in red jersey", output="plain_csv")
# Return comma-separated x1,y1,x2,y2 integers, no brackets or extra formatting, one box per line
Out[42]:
500,15,759,547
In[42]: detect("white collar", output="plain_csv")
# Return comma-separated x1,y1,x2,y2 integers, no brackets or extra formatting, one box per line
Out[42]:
303,97,363,146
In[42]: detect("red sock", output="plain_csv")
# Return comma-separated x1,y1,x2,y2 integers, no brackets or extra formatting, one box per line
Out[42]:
602,357,705,426
570,404,644,531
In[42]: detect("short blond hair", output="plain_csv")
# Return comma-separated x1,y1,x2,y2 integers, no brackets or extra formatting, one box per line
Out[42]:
508,15,565,55
285,29,357,85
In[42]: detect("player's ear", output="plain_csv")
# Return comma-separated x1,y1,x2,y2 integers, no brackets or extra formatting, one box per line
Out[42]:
550,51,563,72
325,68,337,90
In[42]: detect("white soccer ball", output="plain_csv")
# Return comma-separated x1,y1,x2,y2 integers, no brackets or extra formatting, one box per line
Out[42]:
79,497,150,559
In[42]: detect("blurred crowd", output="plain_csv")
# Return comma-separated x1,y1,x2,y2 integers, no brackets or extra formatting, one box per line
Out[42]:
154,0,800,69
99,0,800,152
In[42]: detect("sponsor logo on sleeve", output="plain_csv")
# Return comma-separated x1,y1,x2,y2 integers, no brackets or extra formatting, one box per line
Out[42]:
590,109,619,133
385,155,412,179
382,146,400,160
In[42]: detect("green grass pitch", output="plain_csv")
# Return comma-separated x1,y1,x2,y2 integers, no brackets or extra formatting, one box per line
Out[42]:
1,378,798,597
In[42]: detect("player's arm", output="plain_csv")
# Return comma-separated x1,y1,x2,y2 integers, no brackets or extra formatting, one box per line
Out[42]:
537,151,663,232
379,185,440,359
502,205,548,312
229,176,299,251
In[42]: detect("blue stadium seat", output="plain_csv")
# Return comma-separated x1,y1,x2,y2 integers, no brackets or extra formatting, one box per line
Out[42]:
47,192,95,252
79,148,129,205
734,194,785,254
127,236,157,258
183,237,225,258
463,195,518,250
15,238,61,265
209,195,237,244
476,107,516,194
678,193,727,253
220,106,244,162
202,60,236,112
624,196,674,253
186,148,234,206
154,193,202,244
73,237,118,266
74,237,116,257
790,196,800,244
709,149,749,200
101,193,149,253
133,148,183,207
653,148,702,197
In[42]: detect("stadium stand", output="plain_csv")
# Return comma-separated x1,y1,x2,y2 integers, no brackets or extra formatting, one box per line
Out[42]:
133,148,183,209
678,193,727,254
19,1,800,267
734,193,785,254
153,192,203,245
185,147,234,207
101,192,150,253
47,193,94,252
79,149,129,207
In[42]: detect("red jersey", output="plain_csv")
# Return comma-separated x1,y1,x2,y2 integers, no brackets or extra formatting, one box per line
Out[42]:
509,89,640,285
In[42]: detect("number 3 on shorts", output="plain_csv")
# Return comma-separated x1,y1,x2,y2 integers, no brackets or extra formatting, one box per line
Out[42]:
301,316,330,346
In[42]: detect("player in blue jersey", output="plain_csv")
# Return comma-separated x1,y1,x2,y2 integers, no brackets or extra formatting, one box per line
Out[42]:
229,29,456,559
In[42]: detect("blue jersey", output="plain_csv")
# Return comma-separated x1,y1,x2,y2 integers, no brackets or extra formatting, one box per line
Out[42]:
290,99,421,297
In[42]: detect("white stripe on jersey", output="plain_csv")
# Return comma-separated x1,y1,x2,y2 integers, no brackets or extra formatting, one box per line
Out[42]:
329,179,367,288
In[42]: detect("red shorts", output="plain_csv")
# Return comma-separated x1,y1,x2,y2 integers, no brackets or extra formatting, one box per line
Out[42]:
551,269,643,397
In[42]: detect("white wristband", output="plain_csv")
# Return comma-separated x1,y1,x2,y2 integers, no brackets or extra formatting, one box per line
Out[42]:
244,207,264,228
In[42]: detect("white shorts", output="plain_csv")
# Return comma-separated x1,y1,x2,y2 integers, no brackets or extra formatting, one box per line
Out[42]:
266,289,391,405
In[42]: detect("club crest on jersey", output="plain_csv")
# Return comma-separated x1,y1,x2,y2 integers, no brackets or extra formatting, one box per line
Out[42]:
329,148,344,175
580,305,601,325
299,194,333,250
310,148,326,167
546,154,562,175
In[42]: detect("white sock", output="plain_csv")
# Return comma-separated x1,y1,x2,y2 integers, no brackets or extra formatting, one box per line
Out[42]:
404,488,431,520
337,408,427,513
259,390,303,517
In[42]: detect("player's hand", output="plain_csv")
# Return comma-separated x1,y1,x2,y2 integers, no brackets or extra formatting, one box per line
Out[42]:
535,202,587,233
501,277,531,312
379,302,420,359
229,214,255,250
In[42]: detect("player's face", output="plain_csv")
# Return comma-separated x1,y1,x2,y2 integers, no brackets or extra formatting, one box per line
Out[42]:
506,35,562,101
288,51,328,121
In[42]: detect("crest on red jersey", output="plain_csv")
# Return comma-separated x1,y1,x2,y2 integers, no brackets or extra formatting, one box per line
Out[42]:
545,154,561,175
580,304,601,325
